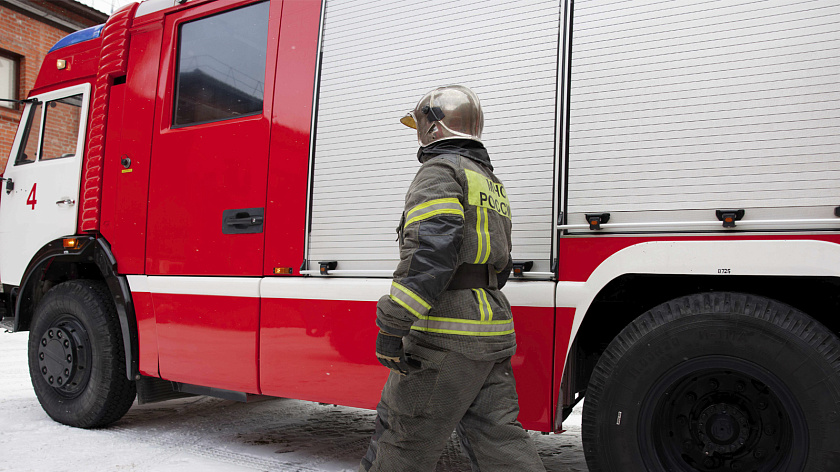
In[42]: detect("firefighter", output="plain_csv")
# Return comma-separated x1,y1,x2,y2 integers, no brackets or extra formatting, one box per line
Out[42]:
359,85,546,472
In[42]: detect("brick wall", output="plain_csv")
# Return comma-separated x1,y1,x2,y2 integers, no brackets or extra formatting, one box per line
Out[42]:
0,1,105,173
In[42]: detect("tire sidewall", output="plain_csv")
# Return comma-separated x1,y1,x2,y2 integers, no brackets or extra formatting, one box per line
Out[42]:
27,280,122,427
585,295,840,471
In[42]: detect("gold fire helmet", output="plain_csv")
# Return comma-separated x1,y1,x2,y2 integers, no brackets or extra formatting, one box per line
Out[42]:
400,85,483,147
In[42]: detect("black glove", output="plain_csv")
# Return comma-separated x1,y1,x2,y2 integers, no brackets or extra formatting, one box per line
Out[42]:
375,330,420,375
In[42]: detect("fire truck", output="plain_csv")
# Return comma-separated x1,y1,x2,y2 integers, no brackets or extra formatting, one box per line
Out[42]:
1,0,838,470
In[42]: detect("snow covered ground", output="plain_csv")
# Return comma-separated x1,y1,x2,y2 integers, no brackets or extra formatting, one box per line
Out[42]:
0,329,588,471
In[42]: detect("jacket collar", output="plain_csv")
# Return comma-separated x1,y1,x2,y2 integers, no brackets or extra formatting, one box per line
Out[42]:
417,139,493,171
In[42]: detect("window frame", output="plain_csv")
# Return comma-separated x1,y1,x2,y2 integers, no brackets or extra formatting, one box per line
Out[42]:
0,49,20,111
40,94,85,162
170,0,270,129
12,84,91,168
14,101,43,166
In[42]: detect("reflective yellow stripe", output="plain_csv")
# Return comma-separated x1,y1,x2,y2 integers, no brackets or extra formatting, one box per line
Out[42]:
411,326,515,336
405,198,464,227
474,208,490,264
390,282,431,319
480,288,493,321
406,198,461,218
474,208,483,263
406,208,463,227
472,288,487,321
392,282,431,310
391,296,422,318
409,288,511,336
414,315,512,325
481,209,490,263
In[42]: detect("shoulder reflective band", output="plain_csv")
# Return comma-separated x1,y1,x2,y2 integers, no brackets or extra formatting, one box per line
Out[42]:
474,207,490,264
405,198,464,227
465,169,511,219
390,282,431,318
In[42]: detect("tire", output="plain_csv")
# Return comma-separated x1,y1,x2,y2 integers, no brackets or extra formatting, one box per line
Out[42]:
582,292,840,472
27,280,136,428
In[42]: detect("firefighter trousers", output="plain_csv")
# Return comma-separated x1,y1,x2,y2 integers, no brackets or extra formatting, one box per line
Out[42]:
359,342,546,472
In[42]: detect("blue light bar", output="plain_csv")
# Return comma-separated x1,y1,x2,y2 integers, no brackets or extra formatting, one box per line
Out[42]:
49,24,104,53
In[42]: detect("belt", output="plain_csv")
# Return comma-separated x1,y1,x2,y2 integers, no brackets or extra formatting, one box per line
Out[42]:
447,264,495,290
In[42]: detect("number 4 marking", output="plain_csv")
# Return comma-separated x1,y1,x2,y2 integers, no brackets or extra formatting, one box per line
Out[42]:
27,183,37,210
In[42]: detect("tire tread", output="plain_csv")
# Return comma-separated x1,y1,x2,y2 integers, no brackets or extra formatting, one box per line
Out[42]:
28,280,136,428
582,292,840,472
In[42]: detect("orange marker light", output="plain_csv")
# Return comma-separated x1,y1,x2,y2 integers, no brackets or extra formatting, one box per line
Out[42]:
63,238,78,249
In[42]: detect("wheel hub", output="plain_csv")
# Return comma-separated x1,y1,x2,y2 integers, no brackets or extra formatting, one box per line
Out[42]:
697,403,750,455
36,319,90,396
640,358,805,472
38,327,76,387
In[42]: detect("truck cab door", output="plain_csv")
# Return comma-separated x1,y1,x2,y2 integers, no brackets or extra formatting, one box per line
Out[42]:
145,0,279,392
0,85,90,287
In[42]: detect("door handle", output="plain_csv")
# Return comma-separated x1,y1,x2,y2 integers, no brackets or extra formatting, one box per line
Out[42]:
222,208,264,234
225,215,263,226
56,199,76,206
1,177,12,194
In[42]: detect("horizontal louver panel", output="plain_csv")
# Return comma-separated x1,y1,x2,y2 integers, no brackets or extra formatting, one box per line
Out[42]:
308,0,561,271
566,0,840,230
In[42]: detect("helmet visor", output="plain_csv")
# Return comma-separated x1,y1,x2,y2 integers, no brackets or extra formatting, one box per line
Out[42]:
400,112,417,129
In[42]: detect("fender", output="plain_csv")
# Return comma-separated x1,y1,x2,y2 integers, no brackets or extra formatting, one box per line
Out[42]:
559,239,840,353
558,239,840,356
12,236,139,381
553,238,840,429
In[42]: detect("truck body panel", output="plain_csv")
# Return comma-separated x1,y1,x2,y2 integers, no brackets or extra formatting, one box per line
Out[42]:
3,0,840,445
99,16,162,274
144,0,276,277
263,0,320,277
126,274,560,429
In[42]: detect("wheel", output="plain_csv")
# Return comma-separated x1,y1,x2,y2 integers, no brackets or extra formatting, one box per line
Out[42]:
28,280,136,428
582,292,840,472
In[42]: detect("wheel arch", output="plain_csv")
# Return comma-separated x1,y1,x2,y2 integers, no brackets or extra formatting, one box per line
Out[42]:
557,239,840,427
11,236,138,381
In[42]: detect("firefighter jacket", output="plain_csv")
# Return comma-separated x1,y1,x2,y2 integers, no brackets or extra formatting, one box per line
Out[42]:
376,140,517,361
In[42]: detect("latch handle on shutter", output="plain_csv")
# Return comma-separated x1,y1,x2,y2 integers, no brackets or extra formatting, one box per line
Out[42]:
512,261,534,278
585,213,610,230
319,261,337,275
716,209,745,228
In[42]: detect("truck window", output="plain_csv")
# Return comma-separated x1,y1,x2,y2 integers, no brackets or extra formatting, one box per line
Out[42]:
41,94,82,161
15,102,42,165
172,1,269,127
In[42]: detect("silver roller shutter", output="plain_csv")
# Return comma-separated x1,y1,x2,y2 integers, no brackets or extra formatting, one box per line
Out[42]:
566,0,840,233
307,0,563,272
